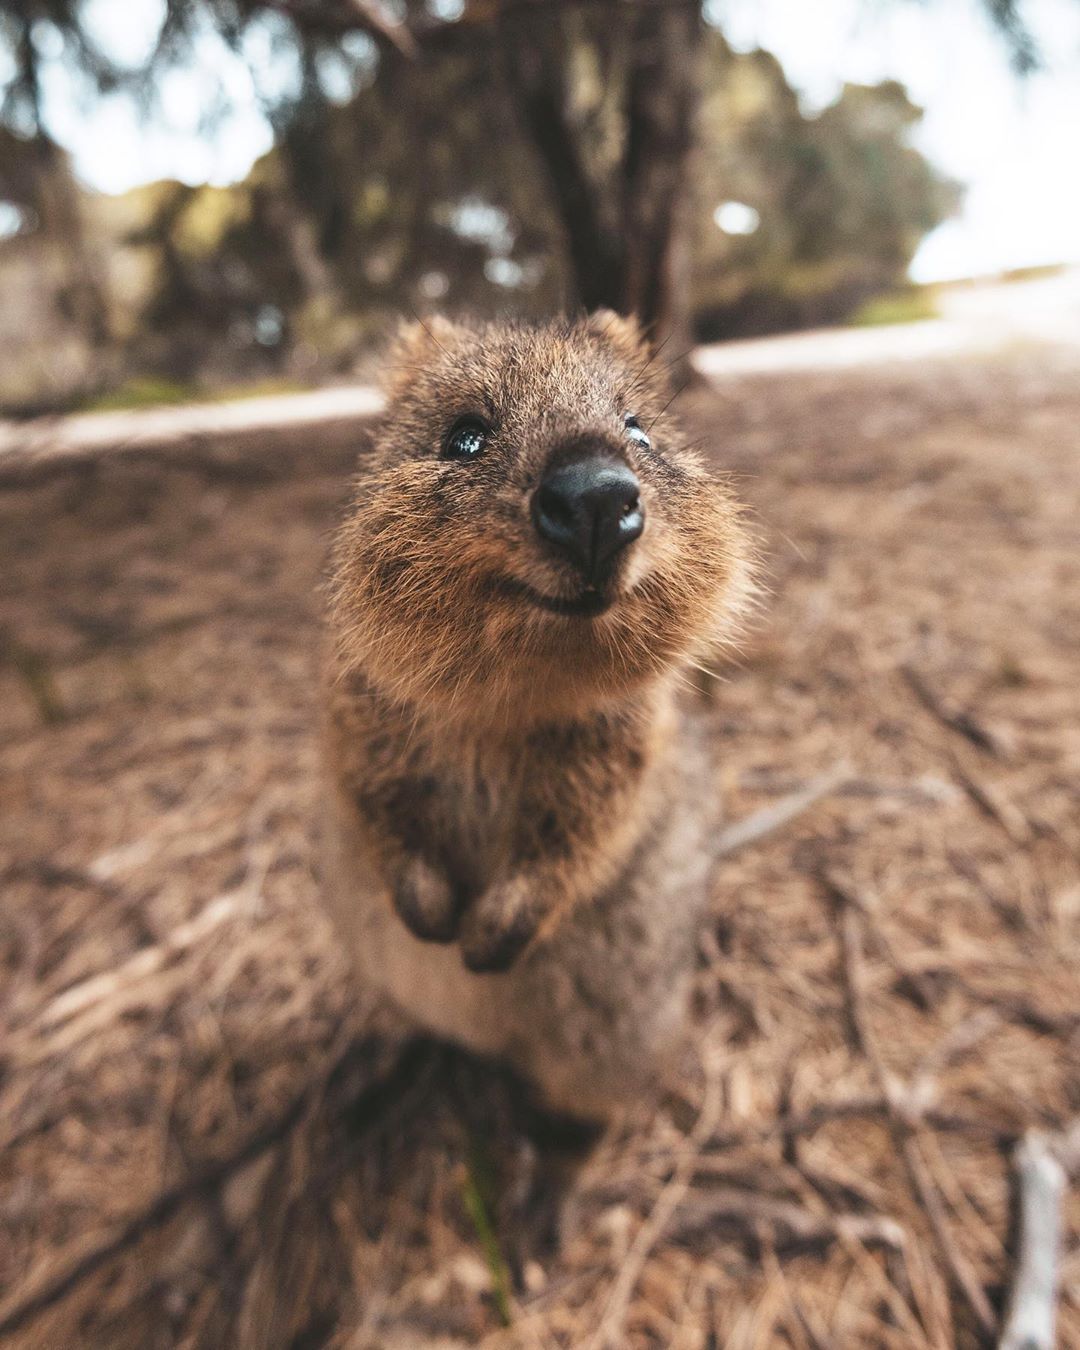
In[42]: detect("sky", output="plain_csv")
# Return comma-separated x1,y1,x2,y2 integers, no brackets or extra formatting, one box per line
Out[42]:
716,0,1080,281
18,0,1080,283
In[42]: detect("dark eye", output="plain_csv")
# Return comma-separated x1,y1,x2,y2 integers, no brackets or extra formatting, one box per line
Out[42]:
441,416,489,461
624,413,651,450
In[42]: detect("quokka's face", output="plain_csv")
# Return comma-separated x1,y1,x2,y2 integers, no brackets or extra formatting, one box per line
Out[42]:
330,312,753,723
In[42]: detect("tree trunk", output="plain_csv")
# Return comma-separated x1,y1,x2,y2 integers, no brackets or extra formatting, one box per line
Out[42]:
26,136,112,347
620,1,701,351
498,0,702,352
497,13,625,311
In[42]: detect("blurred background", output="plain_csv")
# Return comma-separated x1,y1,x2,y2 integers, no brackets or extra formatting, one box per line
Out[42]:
1,0,1079,414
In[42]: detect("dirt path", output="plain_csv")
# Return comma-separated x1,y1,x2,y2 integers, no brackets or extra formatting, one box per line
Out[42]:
697,267,1080,377
1,341,1078,1349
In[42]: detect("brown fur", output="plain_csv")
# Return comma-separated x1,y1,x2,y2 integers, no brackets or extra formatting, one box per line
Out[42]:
320,313,753,1121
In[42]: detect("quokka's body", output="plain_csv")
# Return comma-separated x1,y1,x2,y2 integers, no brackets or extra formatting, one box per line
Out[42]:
321,312,753,1125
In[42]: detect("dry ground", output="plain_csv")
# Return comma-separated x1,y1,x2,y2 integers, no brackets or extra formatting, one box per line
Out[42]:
1,342,1078,1349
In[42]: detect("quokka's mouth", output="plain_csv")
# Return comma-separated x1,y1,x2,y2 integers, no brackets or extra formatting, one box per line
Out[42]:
527,587,615,618
493,576,617,618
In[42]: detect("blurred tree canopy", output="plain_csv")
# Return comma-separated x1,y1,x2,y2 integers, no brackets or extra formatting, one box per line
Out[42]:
0,0,1038,409
693,55,960,337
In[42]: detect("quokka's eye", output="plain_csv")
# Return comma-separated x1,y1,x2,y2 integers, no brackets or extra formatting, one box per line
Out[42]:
624,413,651,450
441,417,489,461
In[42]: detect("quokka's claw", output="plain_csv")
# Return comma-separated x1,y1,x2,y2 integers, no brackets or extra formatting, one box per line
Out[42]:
391,858,463,944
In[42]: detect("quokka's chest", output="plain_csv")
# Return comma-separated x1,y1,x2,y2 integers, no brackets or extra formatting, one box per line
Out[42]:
358,753,537,889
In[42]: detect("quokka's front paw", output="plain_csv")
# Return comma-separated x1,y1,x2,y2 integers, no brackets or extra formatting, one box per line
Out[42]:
460,876,545,973
391,857,462,943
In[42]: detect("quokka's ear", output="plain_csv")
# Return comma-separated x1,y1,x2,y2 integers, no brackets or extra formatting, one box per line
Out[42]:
585,308,652,362
382,315,464,393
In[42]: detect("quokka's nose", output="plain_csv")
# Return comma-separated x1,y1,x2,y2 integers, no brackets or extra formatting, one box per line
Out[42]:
531,457,644,581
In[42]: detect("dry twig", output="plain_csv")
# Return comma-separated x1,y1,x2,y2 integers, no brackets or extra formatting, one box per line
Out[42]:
9,891,246,1066
701,1096,1017,1154
667,1189,906,1253
950,755,1031,843
900,663,1004,757
999,1131,1068,1350
587,1053,723,1350
911,1008,1001,1102
834,889,999,1339
715,764,848,859
818,868,936,1012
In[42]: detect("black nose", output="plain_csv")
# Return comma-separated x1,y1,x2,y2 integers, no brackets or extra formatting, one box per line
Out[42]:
531,456,645,581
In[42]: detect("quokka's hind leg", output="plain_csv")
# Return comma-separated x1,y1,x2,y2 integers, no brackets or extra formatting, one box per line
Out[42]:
446,1055,605,1289
505,1095,606,1274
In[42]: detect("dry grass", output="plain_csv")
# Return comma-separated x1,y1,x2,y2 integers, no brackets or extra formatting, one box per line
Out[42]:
1,344,1078,1349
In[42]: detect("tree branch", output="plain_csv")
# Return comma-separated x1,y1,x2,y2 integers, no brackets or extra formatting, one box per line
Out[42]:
619,0,701,329
260,0,416,55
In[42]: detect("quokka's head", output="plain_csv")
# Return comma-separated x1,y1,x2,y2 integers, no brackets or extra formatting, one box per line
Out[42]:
329,312,754,724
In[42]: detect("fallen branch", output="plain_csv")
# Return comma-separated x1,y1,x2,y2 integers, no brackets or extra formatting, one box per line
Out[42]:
0,1084,311,1339
999,1131,1067,1350
900,663,1004,757
663,1189,906,1253
715,764,848,859
0,385,384,484
0,1028,420,1340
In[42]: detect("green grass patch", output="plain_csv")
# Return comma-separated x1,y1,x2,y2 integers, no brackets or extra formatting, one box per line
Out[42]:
461,1135,514,1327
83,376,197,413
79,375,311,415
850,287,939,327
210,376,312,404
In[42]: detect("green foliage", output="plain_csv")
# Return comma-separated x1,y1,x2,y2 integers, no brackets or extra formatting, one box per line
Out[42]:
693,40,960,337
